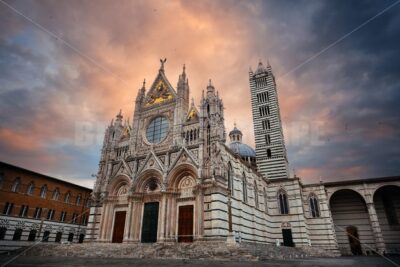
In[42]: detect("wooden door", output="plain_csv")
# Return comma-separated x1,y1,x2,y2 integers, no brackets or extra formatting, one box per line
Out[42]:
178,205,194,242
347,226,362,255
282,229,294,247
112,211,126,243
141,202,159,243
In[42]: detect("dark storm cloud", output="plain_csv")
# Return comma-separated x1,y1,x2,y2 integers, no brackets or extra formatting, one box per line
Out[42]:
264,0,400,181
0,0,399,185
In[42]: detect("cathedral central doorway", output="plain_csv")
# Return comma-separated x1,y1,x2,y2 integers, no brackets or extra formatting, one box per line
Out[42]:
346,226,362,255
112,211,126,243
141,202,159,243
178,205,194,242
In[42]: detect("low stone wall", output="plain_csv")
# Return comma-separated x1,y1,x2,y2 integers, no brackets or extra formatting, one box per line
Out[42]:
22,242,335,261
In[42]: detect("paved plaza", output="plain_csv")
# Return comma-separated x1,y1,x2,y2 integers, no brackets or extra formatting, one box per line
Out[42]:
0,255,399,267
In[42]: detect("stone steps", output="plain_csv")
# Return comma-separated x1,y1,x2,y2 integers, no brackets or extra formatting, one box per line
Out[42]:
20,242,334,261
0,241,33,255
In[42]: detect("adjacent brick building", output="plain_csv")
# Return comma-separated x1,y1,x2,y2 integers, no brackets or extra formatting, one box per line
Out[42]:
0,161,92,243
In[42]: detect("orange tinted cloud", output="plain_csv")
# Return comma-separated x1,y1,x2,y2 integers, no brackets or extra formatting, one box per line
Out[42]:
1,0,399,184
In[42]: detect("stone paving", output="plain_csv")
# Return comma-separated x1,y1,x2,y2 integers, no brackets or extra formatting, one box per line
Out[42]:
0,255,400,267
20,242,332,261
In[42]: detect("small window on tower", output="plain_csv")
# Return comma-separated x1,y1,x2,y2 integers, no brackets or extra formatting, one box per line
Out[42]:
265,135,271,145
267,149,272,158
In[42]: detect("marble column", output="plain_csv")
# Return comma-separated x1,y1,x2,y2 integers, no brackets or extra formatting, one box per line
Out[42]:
366,201,386,253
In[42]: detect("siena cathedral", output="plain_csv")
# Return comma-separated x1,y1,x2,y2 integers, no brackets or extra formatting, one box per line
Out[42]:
87,59,400,256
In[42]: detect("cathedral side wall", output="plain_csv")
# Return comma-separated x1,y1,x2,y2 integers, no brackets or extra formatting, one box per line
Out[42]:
301,185,339,253
266,179,309,246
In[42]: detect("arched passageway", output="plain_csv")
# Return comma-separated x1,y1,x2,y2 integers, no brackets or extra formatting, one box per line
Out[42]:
373,185,400,253
330,189,374,255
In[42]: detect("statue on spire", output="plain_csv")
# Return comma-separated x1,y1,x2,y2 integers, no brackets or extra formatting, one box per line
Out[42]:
160,58,167,71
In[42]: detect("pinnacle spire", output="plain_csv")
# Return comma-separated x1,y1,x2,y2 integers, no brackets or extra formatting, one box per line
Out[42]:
116,109,123,123
159,58,167,72
207,79,215,94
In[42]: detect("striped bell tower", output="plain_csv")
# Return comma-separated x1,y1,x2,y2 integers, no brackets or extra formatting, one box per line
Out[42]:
249,61,289,179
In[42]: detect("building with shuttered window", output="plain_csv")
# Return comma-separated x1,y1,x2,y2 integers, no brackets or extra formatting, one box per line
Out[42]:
0,162,91,243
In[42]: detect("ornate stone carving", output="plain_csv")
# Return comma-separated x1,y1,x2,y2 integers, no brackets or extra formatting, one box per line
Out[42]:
116,184,128,196
178,176,195,198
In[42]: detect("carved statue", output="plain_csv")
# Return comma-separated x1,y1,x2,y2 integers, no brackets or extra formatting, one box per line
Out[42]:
160,58,167,70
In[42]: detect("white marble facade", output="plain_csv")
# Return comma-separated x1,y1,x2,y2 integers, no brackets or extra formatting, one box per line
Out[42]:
86,60,400,256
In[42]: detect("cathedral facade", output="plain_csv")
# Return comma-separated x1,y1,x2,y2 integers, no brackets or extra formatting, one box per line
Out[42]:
87,60,400,256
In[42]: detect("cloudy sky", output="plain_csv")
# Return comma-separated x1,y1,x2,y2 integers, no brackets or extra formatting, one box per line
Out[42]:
1,0,399,187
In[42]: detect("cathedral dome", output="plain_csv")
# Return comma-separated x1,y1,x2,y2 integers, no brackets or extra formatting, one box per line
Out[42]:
228,124,257,168
229,142,256,158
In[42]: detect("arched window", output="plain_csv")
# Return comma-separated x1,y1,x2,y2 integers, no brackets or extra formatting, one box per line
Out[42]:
40,185,47,198
43,231,50,242
278,190,289,214
267,149,272,158
26,182,34,195
254,181,259,208
264,188,268,213
52,188,60,200
64,192,71,203
11,177,20,192
13,228,22,241
76,194,81,205
0,227,7,240
309,194,320,218
265,134,271,145
55,232,62,242
28,229,37,241
242,173,247,203
68,233,74,242
227,163,234,196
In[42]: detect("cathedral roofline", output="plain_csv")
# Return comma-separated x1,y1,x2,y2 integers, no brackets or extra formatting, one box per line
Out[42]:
222,143,266,181
303,175,400,187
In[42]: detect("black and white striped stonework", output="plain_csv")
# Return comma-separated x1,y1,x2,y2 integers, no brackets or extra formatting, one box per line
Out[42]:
249,62,289,179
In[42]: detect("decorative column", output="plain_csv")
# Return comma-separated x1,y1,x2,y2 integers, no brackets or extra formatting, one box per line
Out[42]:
366,201,386,253
194,185,205,241
158,193,167,242
123,199,134,243
129,198,142,242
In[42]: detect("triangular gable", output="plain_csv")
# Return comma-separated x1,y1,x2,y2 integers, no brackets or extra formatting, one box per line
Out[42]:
144,71,177,108
136,150,166,176
186,104,199,123
120,125,131,140
111,159,132,178
168,147,199,172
